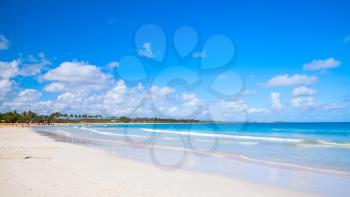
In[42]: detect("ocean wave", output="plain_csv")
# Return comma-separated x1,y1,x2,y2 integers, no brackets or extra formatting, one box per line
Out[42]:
298,140,350,148
141,128,303,142
76,127,350,149
141,128,350,148
79,127,146,138
145,143,350,176
38,127,350,176
55,129,72,137
223,141,260,145
235,154,350,176
271,128,316,132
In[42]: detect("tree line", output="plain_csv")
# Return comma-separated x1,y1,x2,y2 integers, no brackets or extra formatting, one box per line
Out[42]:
0,111,201,124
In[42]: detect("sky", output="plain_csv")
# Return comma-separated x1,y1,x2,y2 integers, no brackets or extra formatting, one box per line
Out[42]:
0,0,350,122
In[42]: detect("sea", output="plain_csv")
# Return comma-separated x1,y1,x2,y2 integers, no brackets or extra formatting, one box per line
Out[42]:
33,122,350,196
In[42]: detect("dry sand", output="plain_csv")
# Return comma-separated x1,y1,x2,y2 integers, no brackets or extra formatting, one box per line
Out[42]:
0,127,318,196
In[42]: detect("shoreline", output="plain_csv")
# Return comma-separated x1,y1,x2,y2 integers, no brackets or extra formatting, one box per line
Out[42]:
38,127,350,177
0,127,316,196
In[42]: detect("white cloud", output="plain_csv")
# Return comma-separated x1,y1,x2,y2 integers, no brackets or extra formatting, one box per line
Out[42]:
43,61,112,92
39,79,198,118
0,60,19,79
247,107,270,114
0,69,270,120
102,81,201,118
138,42,154,58
303,58,341,71
292,86,316,97
0,60,19,98
271,92,282,110
322,102,346,110
149,86,201,118
0,79,12,90
214,100,247,112
181,93,200,106
207,100,247,121
1,60,201,117
192,51,206,58
43,61,106,82
19,53,51,76
103,80,145,115
0,89,50,113
17,89,42,102
265,74,318,87
43,82,65,92
150,86,174,96
1,54,51,79
106,61,119,70
204,99,267,121
0,54,52,101
291,96,317,109
0,35,9,50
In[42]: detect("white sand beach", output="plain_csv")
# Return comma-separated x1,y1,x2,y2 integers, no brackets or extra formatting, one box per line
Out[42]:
0,127,317,197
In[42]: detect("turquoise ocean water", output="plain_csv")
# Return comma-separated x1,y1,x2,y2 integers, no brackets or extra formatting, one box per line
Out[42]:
34,123,350,196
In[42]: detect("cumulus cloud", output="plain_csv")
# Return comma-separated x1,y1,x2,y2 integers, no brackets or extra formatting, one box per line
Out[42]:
181,93,200,107
265,74,317,87
217,100,247,112
291,96,318,109
2,89,50,113
292,86,316,97
0,79,12,91
303,58,341,71
43,61,107,82
0,35,9,50
43,61,112,92
322,102,346,110
1,58,206,118
0,53,50,80
12,89,41,104
149,86,201,118
0,60,19,79
1,76,202,118
138,42,154,58
19,53,51,76
43,82,65,92
103,80,145,115
106,61,119,70
247,107,270,114
0,60,19,98
0,54,52,102
271,92,282,110
204,99,269,121
207,100,247,121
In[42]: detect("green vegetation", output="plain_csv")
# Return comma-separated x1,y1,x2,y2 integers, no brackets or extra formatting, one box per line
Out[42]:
0,111,201,124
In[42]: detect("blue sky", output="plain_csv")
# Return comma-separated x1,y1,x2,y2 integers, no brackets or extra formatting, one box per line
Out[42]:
0,0,350,121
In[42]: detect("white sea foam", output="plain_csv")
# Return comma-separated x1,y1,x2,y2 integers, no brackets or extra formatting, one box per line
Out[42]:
141,128,303,142
55,129,72,136
299,140,350,148
79,127,146,138
76,127,350,148
141,128,350,148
